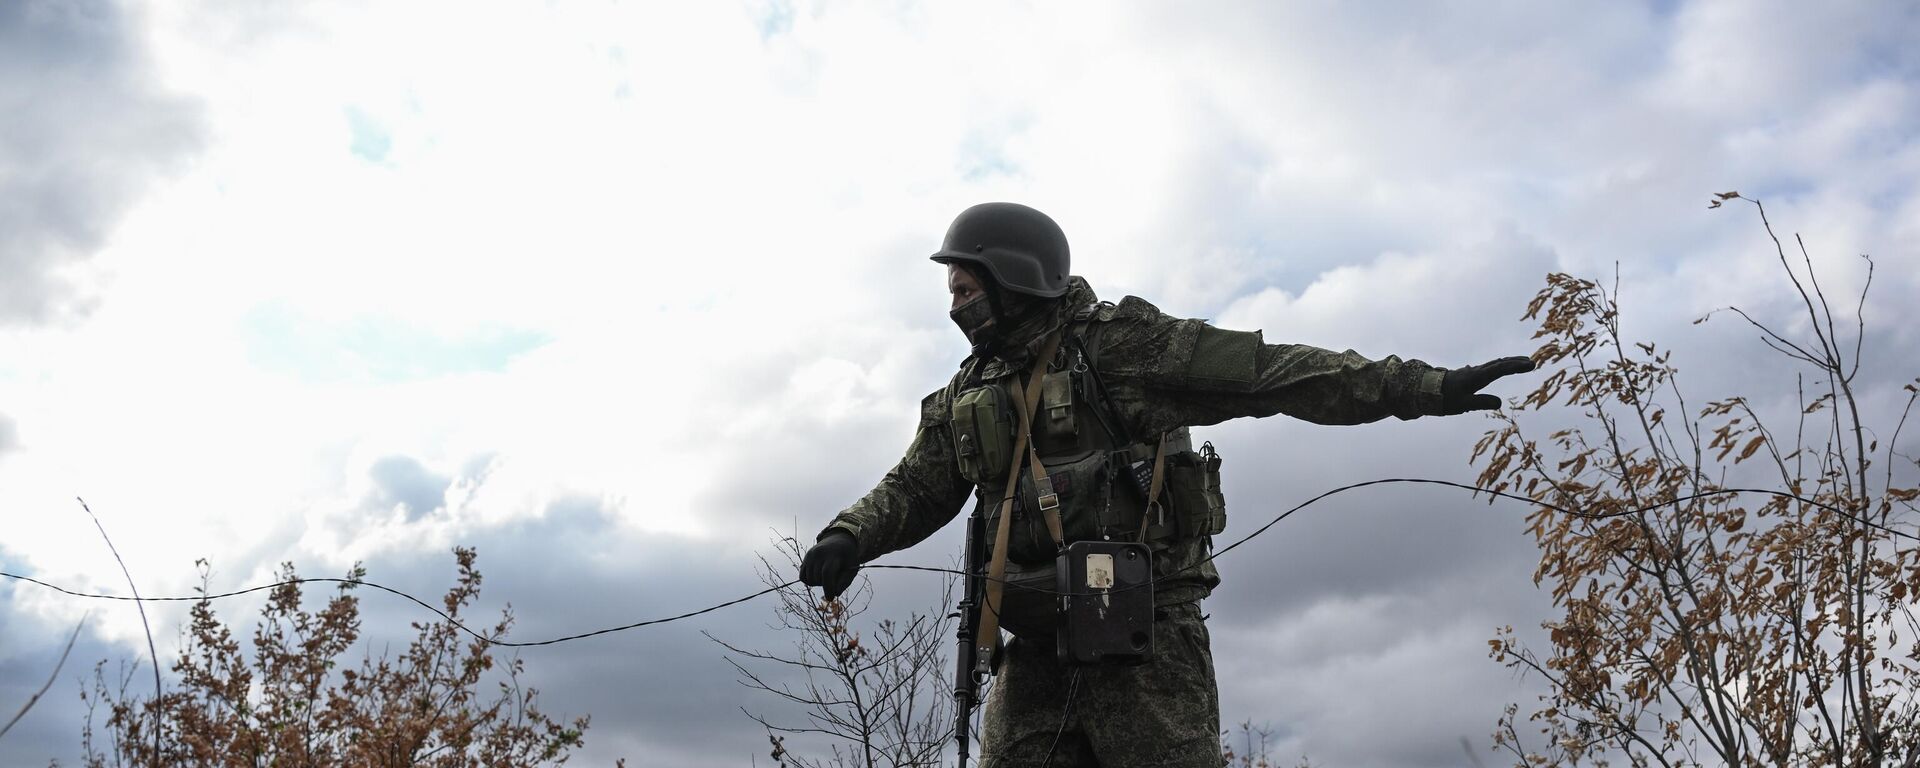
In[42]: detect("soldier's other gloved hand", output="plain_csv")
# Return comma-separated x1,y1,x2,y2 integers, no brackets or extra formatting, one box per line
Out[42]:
1441,356,1537,415
800,531,861,601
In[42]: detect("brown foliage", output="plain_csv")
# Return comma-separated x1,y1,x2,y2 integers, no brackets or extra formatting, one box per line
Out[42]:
1476,197,1920,766
76,547,590,767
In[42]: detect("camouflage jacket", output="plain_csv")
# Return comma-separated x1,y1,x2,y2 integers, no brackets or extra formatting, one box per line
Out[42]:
818,277,1448,605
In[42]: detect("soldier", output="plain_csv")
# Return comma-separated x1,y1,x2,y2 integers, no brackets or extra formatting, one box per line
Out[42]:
799,202,1534,767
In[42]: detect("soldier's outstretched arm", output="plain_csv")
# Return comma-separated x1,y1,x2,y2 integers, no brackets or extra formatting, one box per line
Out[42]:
805,389,972,585
1098,297,1533,430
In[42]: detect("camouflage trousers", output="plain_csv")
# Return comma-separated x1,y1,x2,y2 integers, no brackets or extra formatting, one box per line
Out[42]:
980,602,1220,768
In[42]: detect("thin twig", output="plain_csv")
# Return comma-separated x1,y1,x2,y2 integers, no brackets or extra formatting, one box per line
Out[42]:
1850,254,1872,383
77,497,163,761
0,613,89,741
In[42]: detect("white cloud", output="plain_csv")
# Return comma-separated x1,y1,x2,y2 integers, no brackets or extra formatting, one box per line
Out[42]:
0,1,204,327
3,2,1918,766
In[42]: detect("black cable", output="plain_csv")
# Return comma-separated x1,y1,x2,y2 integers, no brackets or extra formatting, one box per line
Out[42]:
0,570,796,648
1212,478,1917,563
967,480,1896,767
879,480,1919,600
1040,667,1081,768
2,479,1907,645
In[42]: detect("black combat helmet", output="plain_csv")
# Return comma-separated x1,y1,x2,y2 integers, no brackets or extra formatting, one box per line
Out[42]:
929,202,1070,298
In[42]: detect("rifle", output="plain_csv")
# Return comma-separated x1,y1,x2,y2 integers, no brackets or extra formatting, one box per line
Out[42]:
952,501,988,766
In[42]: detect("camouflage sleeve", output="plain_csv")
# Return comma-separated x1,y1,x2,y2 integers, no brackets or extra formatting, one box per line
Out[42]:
817,387,974,563
1097,296,1447,432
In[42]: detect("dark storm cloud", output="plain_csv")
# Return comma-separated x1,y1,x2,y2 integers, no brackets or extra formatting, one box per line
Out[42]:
330,499,828,765
0,0,203,326
362,455,452,522
0,498,845,766
0,545,146,765
0,617,130,763
1187,219,1920,764
336,450,966,765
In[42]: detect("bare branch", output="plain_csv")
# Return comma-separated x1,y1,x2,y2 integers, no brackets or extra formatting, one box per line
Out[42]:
76,498,163,762
0,614,88,741
1849,254,1873,383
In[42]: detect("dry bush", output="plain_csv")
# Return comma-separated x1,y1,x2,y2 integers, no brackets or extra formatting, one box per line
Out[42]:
1477,195,1920,766
709,538,955,768
1219,720,1316,768
716,544,1321,768
75,547,590,767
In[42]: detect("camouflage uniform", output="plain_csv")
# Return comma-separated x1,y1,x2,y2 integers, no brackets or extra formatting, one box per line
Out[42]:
819,276,1448,767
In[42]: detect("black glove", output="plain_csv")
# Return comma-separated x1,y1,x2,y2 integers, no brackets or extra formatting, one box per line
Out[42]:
799,531,861,601
1440,356,1536,415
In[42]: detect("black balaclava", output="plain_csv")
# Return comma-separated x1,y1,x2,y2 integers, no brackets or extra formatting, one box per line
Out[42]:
950,265,1055,358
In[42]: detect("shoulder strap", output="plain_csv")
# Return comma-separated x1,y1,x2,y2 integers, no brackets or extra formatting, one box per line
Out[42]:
974,330,1064,658
1014,376,1068,546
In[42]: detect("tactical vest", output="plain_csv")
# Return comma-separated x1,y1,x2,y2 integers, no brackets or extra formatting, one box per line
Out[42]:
947,304,1227,638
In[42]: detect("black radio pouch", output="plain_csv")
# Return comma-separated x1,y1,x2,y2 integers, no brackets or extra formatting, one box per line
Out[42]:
1054,540,1154,666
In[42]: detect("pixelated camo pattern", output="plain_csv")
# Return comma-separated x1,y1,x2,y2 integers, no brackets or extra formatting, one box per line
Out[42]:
980,603,1219,767
818,277,1447,764
820,276,1446,571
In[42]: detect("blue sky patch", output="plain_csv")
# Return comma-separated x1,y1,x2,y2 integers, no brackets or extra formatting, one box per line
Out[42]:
958,120,1030,181
345,106,391,163
754,0,796,40
242,303,551,383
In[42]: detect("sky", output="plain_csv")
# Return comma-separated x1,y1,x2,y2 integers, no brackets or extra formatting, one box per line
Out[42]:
2,0,1918,765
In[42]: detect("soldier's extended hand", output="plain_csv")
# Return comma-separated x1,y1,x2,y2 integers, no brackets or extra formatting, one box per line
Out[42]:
799,531,861,601
1440,356,1536,415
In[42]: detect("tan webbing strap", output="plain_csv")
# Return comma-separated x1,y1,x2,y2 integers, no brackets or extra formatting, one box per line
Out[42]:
974,331,1065,656
1015,378,1067,548
1136,431,1172,543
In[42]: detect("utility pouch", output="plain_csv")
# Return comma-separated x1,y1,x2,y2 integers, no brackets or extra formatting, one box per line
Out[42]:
996,450,1110,565
1039,370,1077,440
1166,442,1227,538
995,561,1063,640
951,384,1015,486
1055,540,1154,666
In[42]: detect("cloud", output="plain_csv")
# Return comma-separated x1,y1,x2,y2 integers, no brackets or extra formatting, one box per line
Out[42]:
281,501,831,765
0,619,129,763
0,513,808,765
0,544,157,766
0,0,203,327
361,455,452,522
4,2,1919,767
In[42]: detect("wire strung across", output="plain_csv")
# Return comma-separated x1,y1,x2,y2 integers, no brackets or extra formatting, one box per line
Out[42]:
2,479,1906,648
